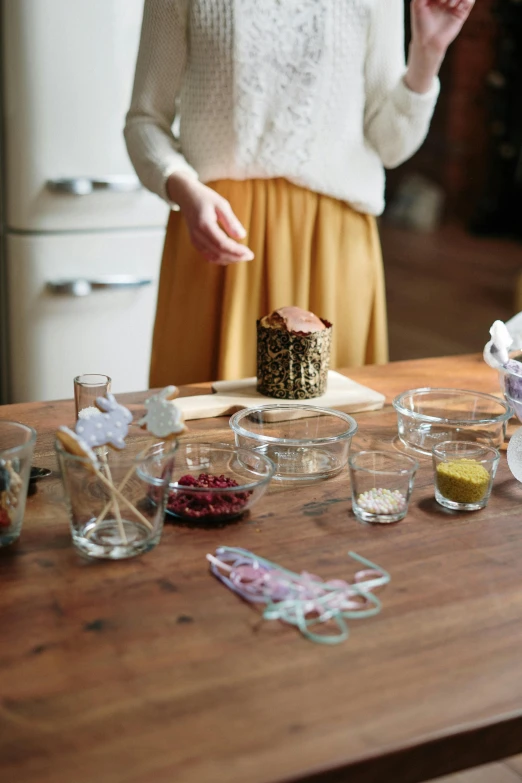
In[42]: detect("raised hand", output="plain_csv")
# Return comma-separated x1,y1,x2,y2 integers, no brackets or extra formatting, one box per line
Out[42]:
405,0,474,94
411,0,475,54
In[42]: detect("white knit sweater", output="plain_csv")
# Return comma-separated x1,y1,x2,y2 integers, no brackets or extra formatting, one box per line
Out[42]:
125,0,440,216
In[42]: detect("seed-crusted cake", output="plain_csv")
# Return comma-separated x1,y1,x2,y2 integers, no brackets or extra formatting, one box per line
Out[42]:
256,306,333,399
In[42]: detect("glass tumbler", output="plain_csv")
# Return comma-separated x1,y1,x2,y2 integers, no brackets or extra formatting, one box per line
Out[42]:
349,450,418,524
0,421,37,546
56,440,176,559
74,374,112,419
432,440,500,511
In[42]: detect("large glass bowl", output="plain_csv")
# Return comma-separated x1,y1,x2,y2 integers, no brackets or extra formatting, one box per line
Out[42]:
393,388,512,457
164,442,274,522
229,405,358,481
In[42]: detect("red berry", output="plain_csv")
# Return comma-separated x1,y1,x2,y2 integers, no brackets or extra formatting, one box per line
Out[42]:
0,507,11,528
167,473,251,520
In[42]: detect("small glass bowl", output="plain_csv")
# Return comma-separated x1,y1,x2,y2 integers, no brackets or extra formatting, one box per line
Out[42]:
164,442,274,522
229,405,358,481
393,388,512,456
349,451,418,524
432,440,500,512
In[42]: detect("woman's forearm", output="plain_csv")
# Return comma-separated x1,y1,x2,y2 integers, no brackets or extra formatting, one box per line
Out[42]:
124,0,193,202
404,43,444,94
405,0,474,94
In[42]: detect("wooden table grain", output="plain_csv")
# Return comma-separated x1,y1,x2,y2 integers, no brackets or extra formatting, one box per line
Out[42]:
2,355,522,783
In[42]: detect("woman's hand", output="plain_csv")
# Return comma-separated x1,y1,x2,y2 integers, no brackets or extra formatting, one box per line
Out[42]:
167,173,254,265
412,0,475,53
405,0,474,94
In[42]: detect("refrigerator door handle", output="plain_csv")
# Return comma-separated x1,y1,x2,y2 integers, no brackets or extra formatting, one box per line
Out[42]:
46,176,142,196
46,276,153,297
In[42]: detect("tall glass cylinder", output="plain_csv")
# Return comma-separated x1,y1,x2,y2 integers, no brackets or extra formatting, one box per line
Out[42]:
74,374,112,419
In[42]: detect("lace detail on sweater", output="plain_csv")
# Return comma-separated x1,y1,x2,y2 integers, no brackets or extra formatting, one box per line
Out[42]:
234,0,325,171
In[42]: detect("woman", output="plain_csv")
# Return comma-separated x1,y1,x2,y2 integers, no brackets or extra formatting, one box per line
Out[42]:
125,0,474,386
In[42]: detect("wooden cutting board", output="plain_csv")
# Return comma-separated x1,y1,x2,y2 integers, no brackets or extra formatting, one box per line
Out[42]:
175,371,385,421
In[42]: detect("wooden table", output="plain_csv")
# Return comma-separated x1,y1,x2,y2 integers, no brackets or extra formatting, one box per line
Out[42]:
2,355,522,783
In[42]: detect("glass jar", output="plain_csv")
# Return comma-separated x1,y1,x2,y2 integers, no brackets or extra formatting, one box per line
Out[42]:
55,440,176,559
0,421,37,546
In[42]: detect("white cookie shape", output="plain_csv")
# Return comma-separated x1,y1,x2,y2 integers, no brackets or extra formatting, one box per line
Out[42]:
507,427,522,483
75,393,133,450
139,386,185,439
57,426,99,466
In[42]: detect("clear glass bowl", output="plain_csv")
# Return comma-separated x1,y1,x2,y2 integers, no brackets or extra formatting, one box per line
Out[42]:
497,350,522,408
349,450,418,524
164,442,274,522
229,405,358,481
506,393,522,423
497,350,522,421
393,388,512,457
0,421,37,546
432,440,500,512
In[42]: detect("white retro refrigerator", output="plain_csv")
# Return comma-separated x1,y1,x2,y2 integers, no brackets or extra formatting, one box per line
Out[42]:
0,0,169,403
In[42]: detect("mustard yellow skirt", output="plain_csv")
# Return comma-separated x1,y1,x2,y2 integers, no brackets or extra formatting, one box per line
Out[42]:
150,178,388,387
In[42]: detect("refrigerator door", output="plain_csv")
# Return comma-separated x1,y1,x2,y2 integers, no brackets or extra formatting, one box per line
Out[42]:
7,229,165,402
3,0,168,232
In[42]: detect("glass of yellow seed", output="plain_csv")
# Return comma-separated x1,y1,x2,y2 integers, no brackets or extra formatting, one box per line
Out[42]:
432,441,500,511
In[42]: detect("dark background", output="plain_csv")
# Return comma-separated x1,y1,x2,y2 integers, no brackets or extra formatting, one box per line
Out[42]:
383,0,522,362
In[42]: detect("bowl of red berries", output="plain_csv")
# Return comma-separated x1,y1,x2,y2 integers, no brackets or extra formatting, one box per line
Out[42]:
164,442,274,523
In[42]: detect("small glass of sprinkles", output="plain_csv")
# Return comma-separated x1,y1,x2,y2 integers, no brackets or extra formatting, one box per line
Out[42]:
432,440,500,511
349,451,419,525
